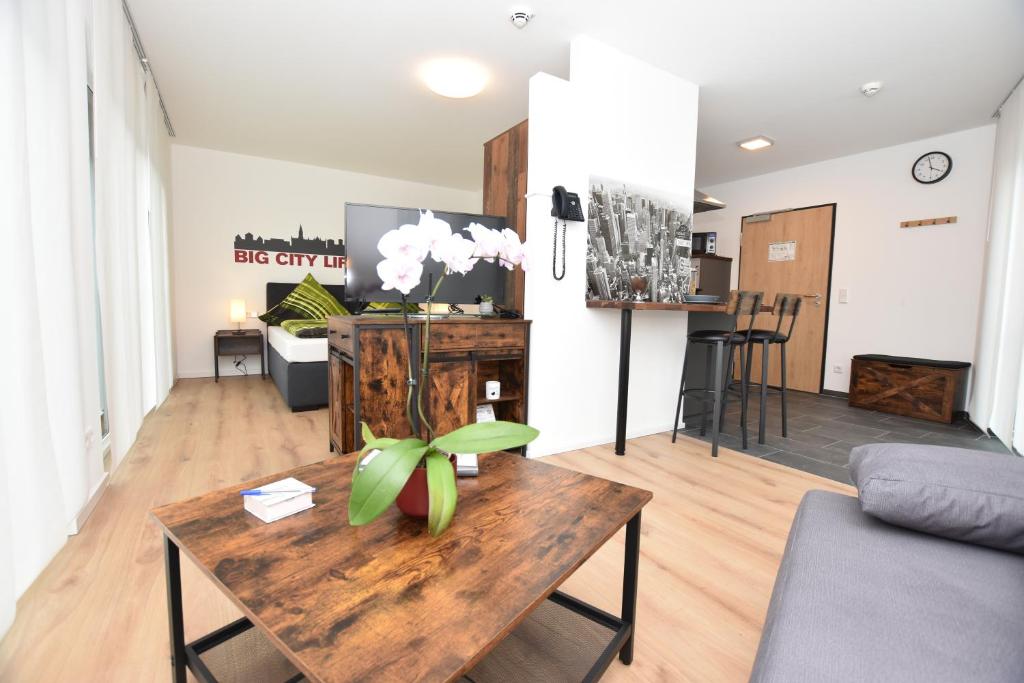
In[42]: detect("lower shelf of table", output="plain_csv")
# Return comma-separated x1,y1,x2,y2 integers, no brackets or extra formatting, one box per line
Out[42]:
184,591,630,683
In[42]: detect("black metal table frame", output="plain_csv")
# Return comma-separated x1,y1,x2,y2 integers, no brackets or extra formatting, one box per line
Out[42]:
613,309,734,456
163,512,642,683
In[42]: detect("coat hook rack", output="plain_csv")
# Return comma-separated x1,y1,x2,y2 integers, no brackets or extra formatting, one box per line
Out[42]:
900,216,958,228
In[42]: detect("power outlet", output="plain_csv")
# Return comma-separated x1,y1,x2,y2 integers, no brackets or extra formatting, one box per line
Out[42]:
833,364,843,374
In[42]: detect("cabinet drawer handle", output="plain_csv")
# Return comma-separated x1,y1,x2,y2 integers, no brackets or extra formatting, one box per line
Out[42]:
888,363,912,369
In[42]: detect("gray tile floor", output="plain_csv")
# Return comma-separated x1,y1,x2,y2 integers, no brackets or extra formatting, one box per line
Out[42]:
676,390,1011,484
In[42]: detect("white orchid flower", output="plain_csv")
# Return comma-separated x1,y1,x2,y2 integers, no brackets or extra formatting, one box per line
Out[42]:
377,224,430,263
376,256,424,295
498,228,525,270
436,233,478,275
418,210,453,263
463,222,502,262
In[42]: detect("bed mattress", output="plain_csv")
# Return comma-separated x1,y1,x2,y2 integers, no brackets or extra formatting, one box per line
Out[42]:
267,325,327,364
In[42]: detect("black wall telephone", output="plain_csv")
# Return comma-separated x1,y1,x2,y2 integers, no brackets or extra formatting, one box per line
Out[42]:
551,186,585,221
550,186,583,280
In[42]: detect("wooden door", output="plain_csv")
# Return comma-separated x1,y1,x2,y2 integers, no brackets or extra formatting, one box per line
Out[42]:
737,204,834,393
423,357,475,438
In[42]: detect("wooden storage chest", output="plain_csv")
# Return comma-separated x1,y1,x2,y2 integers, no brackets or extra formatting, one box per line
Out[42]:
848,354,970,424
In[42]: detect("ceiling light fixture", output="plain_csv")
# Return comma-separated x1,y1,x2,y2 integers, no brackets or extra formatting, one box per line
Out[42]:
737,136,774,151
420,58,490,99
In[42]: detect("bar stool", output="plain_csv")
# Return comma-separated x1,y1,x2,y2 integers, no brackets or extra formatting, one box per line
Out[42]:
672,290,763,457
745,293,802,444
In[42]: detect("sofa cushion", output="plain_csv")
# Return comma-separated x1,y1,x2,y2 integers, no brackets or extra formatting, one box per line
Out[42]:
850,443,1024,554
750,491,1024,683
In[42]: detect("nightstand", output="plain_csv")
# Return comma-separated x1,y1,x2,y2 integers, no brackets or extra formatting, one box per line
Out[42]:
214,329,265,382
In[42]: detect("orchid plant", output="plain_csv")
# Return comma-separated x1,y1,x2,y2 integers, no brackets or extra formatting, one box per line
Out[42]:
348,211,538,536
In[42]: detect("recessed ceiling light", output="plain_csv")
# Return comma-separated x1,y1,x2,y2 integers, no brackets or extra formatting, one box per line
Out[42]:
738,136,774,151
419,58,489,99
860,81,883,97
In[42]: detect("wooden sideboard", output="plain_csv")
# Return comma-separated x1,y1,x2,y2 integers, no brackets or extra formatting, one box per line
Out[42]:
328,315,531,453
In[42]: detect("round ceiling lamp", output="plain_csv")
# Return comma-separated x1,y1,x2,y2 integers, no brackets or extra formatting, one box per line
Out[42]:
419,57,490,99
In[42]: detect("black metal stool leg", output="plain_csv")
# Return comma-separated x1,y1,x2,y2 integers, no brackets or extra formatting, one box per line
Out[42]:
780,342,788,438
739,344,749,450
759,340,769,445
700,345,711,436
672,345,691,443
710,341,724,458
720,344,736,435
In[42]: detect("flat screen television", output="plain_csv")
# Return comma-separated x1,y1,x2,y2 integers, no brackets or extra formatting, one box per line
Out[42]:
345,203,507,304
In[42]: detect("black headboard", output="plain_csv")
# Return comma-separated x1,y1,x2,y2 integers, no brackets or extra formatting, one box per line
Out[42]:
265,282,354,314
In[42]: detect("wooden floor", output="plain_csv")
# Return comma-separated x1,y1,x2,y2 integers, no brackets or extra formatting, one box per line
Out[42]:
0,377,852,682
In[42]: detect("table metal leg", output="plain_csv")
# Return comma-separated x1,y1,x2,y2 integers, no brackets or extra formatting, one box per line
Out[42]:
164,535,187,683
614,309,633,456
620,511,641,664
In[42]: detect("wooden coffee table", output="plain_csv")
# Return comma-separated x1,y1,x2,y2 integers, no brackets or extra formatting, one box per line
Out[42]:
152,452,652,682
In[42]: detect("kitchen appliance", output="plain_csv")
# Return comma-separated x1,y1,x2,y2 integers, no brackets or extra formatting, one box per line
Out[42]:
692,231,717,255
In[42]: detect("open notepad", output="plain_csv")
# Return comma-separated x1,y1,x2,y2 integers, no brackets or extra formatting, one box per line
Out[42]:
243,477,315,523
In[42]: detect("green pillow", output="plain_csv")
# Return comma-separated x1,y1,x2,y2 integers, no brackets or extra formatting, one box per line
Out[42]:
259,274,348,325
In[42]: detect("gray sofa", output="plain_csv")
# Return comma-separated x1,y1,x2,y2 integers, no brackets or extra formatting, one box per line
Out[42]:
750,444,1024,683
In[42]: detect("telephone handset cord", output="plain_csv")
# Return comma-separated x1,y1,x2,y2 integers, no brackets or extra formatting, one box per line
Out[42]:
552,218,566,281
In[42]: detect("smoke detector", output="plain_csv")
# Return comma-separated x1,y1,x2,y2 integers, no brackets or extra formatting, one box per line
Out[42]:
510,8,533,29
860,81,883,97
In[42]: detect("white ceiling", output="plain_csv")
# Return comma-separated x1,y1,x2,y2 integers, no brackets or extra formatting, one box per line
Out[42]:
130,0,1024,191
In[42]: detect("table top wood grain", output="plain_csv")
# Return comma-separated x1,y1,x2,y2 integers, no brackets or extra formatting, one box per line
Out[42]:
585,300,774,313
151,453,652,683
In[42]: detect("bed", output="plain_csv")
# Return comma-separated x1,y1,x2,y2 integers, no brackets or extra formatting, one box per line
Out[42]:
265,282,357,412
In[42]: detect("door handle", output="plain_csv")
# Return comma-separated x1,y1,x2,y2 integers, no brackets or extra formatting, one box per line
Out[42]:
802,293,822,306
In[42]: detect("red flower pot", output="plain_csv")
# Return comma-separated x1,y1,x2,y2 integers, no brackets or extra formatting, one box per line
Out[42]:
395,456,456,519
395,467,430,518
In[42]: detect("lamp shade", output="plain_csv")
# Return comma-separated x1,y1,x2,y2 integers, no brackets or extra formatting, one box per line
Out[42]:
229,299,247,324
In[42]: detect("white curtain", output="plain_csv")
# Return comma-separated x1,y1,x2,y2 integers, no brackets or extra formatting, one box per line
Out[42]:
0,0,175,640
93,0,175,468
971,81,1024,454
0,0,96,638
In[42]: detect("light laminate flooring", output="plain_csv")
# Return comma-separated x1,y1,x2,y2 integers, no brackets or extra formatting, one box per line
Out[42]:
0,377,852,682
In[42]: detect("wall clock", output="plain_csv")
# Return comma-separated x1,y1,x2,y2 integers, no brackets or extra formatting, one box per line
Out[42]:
912,151,952,184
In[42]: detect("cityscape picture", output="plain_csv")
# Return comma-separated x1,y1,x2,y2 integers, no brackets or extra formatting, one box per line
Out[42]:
586,176,693,302
234,225,345,257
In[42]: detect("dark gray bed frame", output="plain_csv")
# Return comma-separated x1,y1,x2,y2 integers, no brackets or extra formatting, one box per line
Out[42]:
266,282,357,412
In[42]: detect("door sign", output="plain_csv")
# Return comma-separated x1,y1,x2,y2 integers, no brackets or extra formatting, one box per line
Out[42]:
768,240,797,262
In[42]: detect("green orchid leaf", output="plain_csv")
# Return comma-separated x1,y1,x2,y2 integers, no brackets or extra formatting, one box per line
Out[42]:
361,422,376,445
354,436,401,474
348,438,428,526
430,421,539,455
426,451,458,537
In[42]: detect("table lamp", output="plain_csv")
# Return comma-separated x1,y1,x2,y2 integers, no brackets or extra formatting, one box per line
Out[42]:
229,299,247,334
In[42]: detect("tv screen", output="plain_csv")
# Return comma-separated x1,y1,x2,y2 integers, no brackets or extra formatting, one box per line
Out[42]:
345,203,508,304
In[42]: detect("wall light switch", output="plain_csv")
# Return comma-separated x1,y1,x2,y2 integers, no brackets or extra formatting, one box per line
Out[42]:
833,364,843,374
838,288,848,304
248,310,259,318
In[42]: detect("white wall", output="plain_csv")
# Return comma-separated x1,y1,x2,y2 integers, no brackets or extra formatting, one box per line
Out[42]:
695,125,996,393
524,37,699,457
171,145,482,378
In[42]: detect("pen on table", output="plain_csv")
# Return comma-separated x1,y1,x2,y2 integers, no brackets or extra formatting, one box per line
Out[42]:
240,488,316,496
